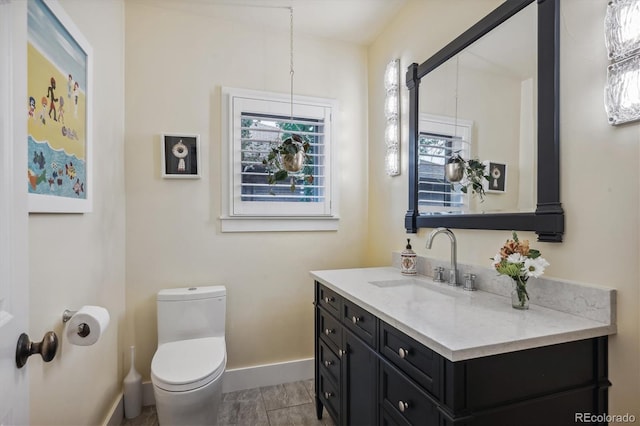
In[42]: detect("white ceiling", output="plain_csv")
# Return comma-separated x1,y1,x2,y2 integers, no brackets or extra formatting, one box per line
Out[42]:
128,0,408,45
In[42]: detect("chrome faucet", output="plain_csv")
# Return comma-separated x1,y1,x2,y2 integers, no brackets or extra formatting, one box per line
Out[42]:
426,227,458,286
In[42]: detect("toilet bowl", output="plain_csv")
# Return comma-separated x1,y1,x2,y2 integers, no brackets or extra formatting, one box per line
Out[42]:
151,286,226,425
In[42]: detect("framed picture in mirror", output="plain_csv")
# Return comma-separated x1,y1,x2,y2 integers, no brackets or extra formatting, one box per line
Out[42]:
483,161,506,193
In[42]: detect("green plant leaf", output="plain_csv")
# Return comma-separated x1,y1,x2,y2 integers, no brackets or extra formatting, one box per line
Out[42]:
274,170,288,181
528,249,541,259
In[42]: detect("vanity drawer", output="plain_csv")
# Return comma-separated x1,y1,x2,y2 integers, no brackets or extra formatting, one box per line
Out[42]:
380,321,441,398
317,307,342,350
318,339,340,385
317,282,341,318
381,408,405,426
343,299,377,348
318,368,340,422
380,359,440,426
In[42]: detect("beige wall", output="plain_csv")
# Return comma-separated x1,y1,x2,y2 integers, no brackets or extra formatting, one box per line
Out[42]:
367,0,640,419
22,0,640,423
27,1,126,425
124,2,369,378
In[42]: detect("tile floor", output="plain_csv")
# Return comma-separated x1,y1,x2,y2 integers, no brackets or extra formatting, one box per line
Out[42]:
121,379,335,426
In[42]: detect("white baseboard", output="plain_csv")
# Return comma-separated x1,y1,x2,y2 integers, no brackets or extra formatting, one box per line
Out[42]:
222,357,314,393
103,392,123,426
131,357,314,408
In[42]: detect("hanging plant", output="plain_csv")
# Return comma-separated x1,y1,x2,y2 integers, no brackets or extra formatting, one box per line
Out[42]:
262,134,314,193
446,153,490,201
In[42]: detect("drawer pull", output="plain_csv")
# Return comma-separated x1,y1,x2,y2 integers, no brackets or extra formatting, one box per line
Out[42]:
324,328,335,336
398,400,409,413
324,391,334,399
339,349,345,357
324,360,334,367
351,315,361,324
398,347,410,359
324,296,335,303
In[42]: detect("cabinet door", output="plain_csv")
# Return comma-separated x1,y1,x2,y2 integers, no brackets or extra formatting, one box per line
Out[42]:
342,328,378,426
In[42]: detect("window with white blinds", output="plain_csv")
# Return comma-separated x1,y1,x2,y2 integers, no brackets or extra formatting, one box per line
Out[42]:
240,112,325,204
418,114,472,214
222,87,338,232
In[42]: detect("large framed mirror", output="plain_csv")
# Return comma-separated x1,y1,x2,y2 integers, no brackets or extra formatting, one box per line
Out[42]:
405,0,563,242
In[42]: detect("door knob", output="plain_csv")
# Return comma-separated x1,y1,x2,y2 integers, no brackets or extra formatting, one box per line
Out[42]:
16,331,58,368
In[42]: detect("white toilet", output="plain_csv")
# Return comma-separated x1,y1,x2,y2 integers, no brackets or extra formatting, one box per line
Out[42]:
151,286,227,425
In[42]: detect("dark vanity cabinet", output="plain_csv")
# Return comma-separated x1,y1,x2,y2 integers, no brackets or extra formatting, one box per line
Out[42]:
314,281,610,426
316,283,378,425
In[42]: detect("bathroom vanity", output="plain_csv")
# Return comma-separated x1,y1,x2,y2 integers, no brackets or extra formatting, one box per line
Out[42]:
311,267,615,426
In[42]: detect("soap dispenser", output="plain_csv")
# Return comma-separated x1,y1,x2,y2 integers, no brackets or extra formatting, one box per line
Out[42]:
400,239,417,275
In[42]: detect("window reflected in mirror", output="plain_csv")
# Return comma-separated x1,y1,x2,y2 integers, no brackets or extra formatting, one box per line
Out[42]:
418,2,537,215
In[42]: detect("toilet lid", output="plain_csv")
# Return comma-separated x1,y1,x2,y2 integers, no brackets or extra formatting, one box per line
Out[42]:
151,337,226,392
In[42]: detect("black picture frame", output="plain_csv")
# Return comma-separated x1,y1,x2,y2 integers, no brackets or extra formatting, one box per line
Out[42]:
161,133,200,179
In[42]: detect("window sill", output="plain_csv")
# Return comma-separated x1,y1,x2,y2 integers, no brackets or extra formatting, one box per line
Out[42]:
220,216,339,233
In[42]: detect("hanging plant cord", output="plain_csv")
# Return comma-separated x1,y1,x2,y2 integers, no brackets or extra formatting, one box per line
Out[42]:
260,5,312,192
289,6,294,121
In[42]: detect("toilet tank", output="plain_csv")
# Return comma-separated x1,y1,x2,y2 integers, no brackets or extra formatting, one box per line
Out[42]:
157,286,226,345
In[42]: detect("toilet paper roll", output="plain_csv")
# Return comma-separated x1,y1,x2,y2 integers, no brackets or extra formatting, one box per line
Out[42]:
66,305,110,346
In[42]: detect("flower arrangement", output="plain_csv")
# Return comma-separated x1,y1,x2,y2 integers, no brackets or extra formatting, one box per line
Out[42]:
491,231,550,309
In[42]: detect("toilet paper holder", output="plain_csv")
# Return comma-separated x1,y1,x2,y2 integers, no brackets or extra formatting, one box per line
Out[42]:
62,309,91,337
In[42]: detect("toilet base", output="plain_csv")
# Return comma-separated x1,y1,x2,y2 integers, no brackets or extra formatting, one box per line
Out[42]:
153,375,223,426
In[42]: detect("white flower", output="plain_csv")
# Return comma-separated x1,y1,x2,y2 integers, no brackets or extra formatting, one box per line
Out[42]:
492,253,502,267
523,257,550,278
507,253,524,264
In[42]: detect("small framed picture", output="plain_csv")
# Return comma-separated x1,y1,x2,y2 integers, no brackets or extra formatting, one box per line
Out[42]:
161,134,200,179
483,161,507,193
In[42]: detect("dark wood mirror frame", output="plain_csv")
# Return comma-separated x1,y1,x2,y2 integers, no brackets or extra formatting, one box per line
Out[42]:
405,0,564,242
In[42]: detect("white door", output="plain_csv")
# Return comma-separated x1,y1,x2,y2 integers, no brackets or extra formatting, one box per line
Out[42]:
0,1,30,425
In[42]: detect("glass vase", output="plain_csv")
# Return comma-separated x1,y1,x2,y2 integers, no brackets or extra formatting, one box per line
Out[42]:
511,278,529,310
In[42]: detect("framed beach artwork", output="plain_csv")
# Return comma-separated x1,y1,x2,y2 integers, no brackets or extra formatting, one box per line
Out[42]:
27,0,92,213
161,134,201,179
483,161,507,193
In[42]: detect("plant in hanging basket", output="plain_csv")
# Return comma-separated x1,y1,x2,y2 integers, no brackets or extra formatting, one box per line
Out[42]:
262,134,314,193
446,153,490,201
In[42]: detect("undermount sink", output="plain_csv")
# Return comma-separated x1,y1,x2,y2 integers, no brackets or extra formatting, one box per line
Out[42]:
367,277,461,301
368,278,424,288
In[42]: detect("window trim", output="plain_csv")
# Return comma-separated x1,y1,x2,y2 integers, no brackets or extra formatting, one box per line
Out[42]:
221,87,339,232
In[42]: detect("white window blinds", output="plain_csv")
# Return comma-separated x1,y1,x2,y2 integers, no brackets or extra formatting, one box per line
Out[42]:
240,112,326,204
418,114,472,214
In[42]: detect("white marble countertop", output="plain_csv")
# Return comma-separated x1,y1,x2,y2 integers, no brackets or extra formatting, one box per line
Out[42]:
310,267,616,361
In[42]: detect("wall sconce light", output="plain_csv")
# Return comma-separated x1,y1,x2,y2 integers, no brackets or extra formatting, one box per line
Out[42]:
384,59,400,176
605,0,640,125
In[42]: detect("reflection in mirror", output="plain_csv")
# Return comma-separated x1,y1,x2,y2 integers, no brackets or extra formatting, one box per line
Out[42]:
405,0,564,242
419,2,536,215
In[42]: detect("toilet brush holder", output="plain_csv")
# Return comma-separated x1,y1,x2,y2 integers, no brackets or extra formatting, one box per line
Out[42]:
123,346,142,419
